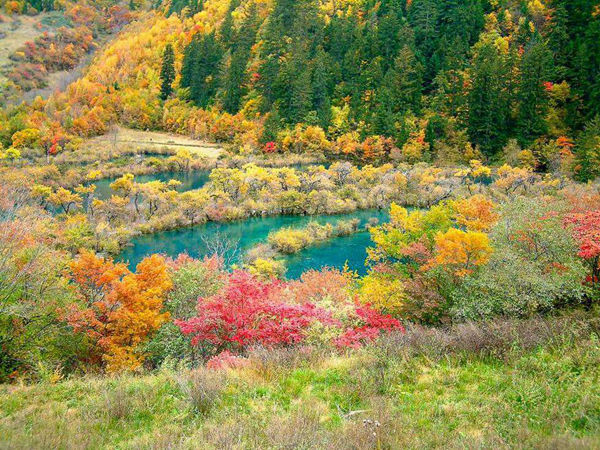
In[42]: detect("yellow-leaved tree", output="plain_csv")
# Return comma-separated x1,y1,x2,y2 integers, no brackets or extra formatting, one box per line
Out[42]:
451,194,499,232
359,272,406,315
426,228,493,277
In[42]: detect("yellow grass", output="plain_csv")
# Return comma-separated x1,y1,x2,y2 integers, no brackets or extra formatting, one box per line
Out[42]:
84,127,224,159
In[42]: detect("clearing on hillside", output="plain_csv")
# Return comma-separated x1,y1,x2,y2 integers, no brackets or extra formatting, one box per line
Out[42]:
84,127,224,159
0,14,46,80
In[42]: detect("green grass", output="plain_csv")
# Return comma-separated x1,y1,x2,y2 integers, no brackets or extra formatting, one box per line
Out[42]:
1,323,599,449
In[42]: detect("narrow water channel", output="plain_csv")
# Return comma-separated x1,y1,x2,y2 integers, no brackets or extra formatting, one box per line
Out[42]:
119,209,389,278
92,170,211,200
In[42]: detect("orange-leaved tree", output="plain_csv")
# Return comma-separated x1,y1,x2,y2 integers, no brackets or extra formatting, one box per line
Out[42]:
426,228,493,277
67,250,172,372
452,194,499,232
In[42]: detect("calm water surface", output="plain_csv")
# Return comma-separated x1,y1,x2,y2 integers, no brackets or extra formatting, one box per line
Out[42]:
93,170,211,199
119,209,389,278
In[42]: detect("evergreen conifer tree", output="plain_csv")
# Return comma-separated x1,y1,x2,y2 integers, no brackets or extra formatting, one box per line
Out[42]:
159,44,175,100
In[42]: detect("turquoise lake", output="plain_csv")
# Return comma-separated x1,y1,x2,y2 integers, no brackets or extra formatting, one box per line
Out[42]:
119,209,389,278
92,170,211,200
91,164,328,200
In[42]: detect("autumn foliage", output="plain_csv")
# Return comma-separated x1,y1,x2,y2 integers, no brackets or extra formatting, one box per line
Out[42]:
288,268,353,305
176,270,403,359
176,271,333,351
426,228,493,277
452,194,499,232
366,196,498,320
565,210,600,286
67,250,172,372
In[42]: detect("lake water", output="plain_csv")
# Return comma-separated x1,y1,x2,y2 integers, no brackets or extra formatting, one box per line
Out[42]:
92,170,211,200
119,209,390,278
91,164,331,200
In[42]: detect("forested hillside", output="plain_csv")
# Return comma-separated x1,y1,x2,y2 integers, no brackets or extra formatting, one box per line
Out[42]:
178,0,599,155
0,0,599,178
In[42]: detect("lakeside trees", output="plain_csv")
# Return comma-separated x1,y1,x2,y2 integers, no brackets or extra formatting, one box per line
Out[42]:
2,154,599,380
0,0,599,383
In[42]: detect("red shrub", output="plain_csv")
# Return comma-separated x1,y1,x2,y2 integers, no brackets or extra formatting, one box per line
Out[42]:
176,271,337,352
263,141,277,153
565,210,600,285
335,305,403,349
176,270,403,356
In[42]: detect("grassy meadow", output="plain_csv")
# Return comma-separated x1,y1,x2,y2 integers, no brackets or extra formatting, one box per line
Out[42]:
1,313,599,449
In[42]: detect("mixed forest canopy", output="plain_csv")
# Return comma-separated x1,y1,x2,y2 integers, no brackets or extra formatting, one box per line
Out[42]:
0,0,598,181
172,0,600,165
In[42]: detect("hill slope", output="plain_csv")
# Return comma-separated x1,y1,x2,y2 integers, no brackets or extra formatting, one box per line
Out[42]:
2,0,599,178
1,314,599,449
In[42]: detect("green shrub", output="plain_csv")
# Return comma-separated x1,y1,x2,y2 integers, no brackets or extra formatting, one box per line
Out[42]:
451,197,587,320
144,259,224,367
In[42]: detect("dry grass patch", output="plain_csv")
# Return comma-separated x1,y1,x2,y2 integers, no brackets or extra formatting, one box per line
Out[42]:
84,127,223,159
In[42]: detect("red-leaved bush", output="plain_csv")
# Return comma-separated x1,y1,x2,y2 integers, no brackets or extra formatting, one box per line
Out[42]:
175,271,338,351
565,210,600,285
176,270,403,359
334,305,403,349
263,141,277,153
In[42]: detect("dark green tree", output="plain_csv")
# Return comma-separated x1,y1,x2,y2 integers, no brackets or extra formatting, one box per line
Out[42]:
374,45,424,137
382,46,424,113
311,48,332,129
547,0,600,123
180,37,198,91
220,5,259,113
180,33,222,107
466,40,511,157
219,0,240,47
516,38,553,146
159,44,175,100
355,56,385,134
167,0,203,16
376,4,404,68
282,48,313,123
574,116,600,182
571,7,600,121
256,0,300,108
24,0,55,11
261,107,283,145
220,49,248,113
